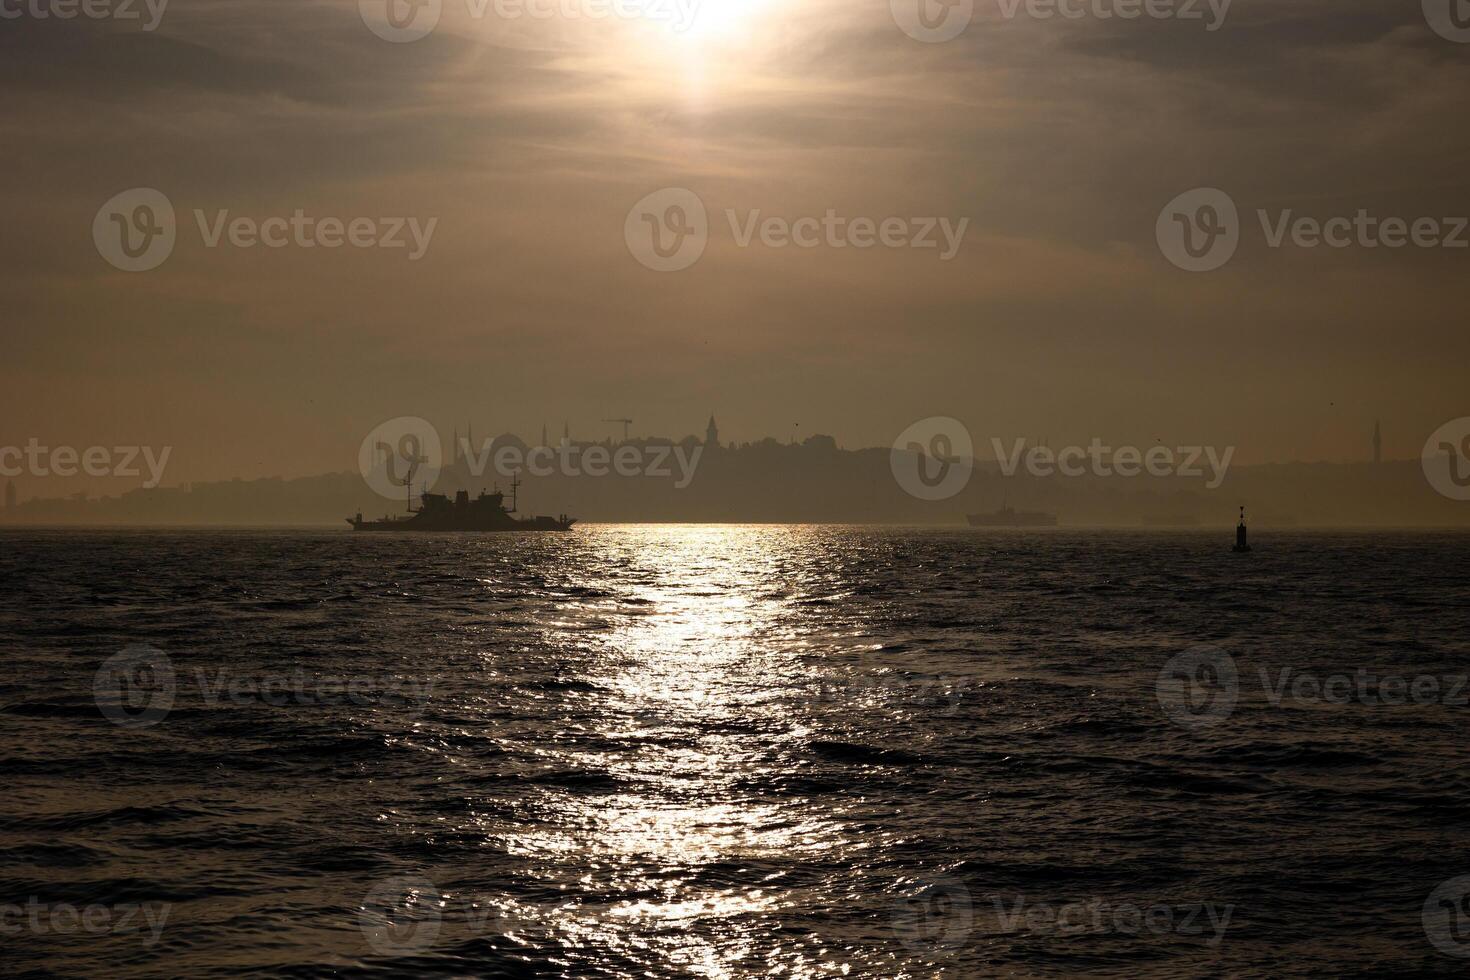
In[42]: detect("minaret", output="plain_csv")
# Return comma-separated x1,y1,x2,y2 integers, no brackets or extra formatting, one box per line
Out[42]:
1372,419,1381,464
705,414,719,448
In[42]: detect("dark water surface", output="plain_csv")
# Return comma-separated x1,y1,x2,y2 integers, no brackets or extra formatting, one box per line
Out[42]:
3,526,1469,977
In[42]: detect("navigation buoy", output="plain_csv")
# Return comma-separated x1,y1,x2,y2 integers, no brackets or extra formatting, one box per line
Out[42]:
1233,505,1252,553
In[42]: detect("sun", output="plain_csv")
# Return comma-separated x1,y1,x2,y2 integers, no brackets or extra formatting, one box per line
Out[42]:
659,0,779,44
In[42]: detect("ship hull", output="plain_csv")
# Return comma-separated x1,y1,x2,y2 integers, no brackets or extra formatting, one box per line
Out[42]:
348,516,575,532
348,486,574,532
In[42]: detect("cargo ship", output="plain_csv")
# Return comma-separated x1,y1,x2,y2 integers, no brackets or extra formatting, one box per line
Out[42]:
349,477,574,532
965,503,1058,527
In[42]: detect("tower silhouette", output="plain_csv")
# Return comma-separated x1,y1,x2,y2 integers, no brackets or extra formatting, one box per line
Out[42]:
706,414,719,448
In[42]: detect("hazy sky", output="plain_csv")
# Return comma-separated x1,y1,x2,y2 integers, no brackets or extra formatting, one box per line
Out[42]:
3,0,1467,489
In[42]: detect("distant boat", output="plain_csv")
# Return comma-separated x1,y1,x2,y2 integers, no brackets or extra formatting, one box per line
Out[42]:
966,504,1058,527
348,476,575,532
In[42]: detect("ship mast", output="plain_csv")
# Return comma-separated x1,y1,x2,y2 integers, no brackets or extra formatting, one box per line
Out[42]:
509,473,519,514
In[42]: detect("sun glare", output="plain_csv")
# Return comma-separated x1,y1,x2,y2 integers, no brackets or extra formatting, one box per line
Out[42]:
661,0,779,44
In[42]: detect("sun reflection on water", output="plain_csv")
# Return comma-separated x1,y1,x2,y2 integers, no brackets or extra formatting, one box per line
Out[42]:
494,526,871,977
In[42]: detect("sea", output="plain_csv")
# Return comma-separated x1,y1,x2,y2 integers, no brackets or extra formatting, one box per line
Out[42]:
2,526,1469,978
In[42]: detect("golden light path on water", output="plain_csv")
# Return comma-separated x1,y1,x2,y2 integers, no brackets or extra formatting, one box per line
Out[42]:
473,526,909,977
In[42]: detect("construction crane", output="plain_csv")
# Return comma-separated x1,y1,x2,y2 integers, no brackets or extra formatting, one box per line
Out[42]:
603,418,633,443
